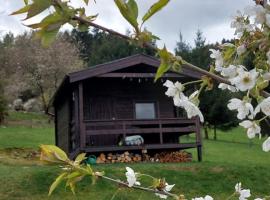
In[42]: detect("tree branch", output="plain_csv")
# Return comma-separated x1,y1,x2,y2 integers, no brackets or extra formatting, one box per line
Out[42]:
95,173,179,199
72,10,270,98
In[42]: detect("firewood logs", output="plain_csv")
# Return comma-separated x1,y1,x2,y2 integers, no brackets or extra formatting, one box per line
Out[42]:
95,151,191,164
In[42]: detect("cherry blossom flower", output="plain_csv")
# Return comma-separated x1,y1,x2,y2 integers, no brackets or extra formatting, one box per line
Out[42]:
227,98,254,120
231,10,254,37
237,45,246,56
245,5,266,24
218,83,238,92
163,80,184,104
239,189,251,200
239,120,261,139
235,183,251,200
125,167,140,187
254,97,270,116
266,51,270,65
192,195,213,200
174,92,204,122
221,65,238,78
262,72,270,80
230,69,258,91
262,137,270,152
209,49,224,72
235,182,242,193
155,183,175,199
266,14,270,27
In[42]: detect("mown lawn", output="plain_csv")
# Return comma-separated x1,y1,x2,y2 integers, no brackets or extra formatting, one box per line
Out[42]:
0,112,269,200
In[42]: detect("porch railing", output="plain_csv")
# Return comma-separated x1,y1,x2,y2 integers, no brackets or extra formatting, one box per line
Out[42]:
82,117,201,158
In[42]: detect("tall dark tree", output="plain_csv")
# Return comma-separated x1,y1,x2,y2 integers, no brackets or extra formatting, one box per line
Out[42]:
71,28,157,67
174,31,191,61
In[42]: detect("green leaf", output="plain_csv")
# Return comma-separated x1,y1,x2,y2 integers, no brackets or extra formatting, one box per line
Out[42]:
40,144,68,163
10,5,31,15
40,28,60,47
24,0,29,5
155,46,172,82
48,173,67,196
114,0,139,32
75,153,87,164
26,0,51,20
83,0,89,5
127,0,138,21
142,0,169,23
78,24,89,32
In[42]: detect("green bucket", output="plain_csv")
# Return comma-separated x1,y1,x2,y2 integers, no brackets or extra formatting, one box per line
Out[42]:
87,155,97,165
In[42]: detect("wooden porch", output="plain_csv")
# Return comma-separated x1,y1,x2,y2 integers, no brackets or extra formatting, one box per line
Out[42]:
80,117,202,161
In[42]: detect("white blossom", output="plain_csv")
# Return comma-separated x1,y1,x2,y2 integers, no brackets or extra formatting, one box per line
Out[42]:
237,45,246,56
231,10,254,37
174,93,204,122
255,97,270,116
227,98,254,120
125,167,140,187
245,5,266,24
235,182,242,193
266,14,270,27
239,189,251,200
192,195,213,200
267,51,270,65
262,137,270,152
230,69,258,91
155,183,175,199
221,65,238,78
254,198,264,200
209,49,224,72
239,120,261,139
218,83,238,92
163,80,184,105
262,72,270,80
235,183,251,200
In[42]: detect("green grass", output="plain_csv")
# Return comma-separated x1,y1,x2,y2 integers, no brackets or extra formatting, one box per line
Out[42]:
0,112,269,200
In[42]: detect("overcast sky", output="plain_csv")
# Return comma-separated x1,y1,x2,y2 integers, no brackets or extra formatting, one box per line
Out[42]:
1,0,252,51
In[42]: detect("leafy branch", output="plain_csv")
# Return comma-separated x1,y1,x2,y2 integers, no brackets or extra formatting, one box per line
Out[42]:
10,0,270,98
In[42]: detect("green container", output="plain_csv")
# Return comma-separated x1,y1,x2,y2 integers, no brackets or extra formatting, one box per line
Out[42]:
87,155,97,165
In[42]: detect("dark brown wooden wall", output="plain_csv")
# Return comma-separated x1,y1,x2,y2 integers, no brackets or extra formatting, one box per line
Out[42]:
83,78,175,120
56,97,70,153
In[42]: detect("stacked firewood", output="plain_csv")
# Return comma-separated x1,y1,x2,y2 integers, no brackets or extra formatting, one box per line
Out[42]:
96,150,192,164
153,151,192,163
96,151,142,164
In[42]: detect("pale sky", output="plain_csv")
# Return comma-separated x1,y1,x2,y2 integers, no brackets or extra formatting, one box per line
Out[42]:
0,0,252,51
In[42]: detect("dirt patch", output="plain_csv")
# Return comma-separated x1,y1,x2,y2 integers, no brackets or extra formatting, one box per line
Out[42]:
0,148,41,166
210,166,224,173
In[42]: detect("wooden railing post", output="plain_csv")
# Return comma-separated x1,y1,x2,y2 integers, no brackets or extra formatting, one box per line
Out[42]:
195,117,202,162
79,82,86,149
123,121,126,141
159,120,163,144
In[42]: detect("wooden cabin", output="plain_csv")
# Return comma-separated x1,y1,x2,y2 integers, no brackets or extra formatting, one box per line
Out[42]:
53,54,203,161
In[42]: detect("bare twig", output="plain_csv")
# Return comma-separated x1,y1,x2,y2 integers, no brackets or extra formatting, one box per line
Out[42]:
95,173,179,199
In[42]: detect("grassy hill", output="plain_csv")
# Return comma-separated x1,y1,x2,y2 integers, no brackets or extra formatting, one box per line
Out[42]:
0,112,269,200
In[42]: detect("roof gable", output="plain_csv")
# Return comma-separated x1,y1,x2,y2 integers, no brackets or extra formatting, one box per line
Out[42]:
68,54,202,83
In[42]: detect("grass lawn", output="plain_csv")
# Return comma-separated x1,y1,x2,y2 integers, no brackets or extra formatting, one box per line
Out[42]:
0,112,269,200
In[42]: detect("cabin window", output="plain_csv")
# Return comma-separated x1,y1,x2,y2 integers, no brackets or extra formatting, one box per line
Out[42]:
135,102,156,119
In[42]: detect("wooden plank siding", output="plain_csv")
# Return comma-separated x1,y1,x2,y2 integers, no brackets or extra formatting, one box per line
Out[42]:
55,97,70,153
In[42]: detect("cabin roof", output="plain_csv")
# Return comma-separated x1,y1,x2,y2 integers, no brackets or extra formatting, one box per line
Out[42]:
52,54,203,105
68,54,202,82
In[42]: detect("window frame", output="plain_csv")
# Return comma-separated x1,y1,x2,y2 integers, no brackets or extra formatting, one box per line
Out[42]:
133,101,159,120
